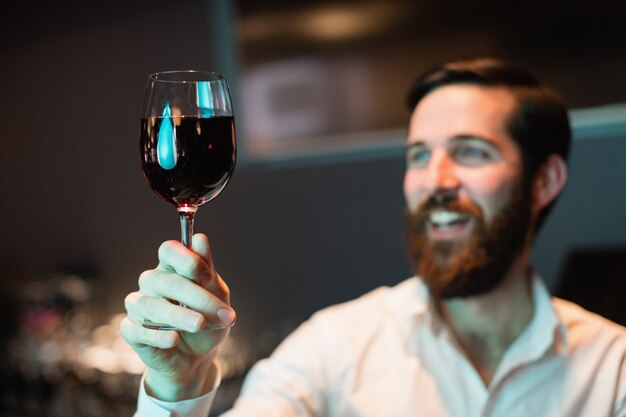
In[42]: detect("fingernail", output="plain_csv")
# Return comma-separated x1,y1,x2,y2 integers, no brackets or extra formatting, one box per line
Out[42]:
185,314,202,330
160,332,176,346
217,308,236,326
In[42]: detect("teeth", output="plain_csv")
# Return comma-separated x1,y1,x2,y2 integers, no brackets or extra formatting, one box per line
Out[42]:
430,210,464,226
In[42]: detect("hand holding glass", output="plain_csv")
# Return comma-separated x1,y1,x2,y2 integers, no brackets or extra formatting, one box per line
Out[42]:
140,71,236,330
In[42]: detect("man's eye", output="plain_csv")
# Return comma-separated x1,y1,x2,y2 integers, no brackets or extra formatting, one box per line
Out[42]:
453,146,491,164
407,149,430,166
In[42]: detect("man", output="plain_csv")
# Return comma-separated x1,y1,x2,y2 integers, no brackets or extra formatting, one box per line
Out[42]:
122,58,626,416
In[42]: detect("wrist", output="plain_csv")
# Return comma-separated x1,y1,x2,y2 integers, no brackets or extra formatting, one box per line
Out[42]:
145,357,219,402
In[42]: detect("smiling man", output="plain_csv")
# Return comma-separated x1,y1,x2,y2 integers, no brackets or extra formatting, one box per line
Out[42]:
125,58,626,417
405,84,532,301
403,72,570,389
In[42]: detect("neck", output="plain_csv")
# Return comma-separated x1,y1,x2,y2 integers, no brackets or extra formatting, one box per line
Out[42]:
436,253,534,386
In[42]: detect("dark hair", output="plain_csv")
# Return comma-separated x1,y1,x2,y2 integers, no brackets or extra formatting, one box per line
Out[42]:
406,57,571,230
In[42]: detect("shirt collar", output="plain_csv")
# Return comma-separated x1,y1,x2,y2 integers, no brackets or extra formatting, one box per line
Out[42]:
400,274,569,359
397,277,444,353
526,272,569,354
489,273,569,386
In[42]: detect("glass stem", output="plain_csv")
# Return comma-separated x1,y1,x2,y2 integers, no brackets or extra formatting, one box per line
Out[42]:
178,207,197,248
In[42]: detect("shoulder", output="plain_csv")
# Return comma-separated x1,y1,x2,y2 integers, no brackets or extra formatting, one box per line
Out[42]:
553,297,626,408
310,277,423,327
286,277,425,358
553,296,626,349
274,277,423,351
268,277,421,364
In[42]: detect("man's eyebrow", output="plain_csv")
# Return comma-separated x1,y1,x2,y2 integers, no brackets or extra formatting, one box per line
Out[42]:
450,134,498,147
406,135,499,150
406,141,428,151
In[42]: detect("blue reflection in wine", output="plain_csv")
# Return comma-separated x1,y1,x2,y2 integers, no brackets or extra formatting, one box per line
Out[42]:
157,103,177,170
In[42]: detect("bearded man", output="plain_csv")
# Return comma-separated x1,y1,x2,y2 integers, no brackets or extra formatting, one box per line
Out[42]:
123,58,626,417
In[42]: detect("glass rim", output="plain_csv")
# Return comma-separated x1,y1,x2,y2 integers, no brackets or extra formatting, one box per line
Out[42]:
148,70,226,83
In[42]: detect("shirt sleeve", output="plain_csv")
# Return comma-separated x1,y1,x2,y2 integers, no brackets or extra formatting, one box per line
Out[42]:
219,316,332,417
615,398,626,417
133,371,221,417
614,359,626,417
131,315,331,417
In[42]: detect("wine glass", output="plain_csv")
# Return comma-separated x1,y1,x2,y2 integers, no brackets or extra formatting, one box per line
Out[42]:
140,70,237,330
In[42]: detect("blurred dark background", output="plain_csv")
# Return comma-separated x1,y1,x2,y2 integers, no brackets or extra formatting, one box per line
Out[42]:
0,0,625,415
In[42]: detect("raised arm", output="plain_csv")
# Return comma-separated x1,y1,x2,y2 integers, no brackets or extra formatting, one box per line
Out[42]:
120,233,236,401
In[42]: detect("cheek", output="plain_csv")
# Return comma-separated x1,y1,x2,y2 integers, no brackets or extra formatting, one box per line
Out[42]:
465,170,518,220
403,171,422,211
404,165,521,219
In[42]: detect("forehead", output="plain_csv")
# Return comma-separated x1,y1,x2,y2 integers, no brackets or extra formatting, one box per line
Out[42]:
407,84,518,148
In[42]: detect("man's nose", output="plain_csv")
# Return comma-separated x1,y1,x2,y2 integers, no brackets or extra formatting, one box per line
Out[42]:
424,152,460,192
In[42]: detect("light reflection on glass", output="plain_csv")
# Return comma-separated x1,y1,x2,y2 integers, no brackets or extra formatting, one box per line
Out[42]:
157,102,177,170
197,81,215,117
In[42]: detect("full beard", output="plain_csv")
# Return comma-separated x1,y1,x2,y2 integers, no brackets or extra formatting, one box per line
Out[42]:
405,183,532,300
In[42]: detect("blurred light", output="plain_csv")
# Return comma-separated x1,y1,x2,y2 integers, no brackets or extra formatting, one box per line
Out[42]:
91,324,117,346
77,313,146,375
81,345,121,374
58,274,92,301
238,2,409,43
302,4,399,41
41,340,63,364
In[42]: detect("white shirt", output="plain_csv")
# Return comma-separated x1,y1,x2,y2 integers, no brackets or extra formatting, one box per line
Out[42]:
136,276,626,417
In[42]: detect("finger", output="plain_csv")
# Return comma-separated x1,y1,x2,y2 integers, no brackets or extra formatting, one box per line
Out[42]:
119,316,179,349
131,271,236,329
196,270,230,304
156,240,210,282
125,291,208,333
138,269,187,296
138,269,215,307
207,272,230,304
191,234,230,303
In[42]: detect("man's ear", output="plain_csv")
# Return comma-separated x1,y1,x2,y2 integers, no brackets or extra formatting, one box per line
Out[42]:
533,154,568,211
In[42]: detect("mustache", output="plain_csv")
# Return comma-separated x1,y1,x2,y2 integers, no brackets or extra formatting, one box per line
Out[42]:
405,192,484,230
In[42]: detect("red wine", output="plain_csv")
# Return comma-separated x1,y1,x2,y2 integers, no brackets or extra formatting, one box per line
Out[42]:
140,116,236,208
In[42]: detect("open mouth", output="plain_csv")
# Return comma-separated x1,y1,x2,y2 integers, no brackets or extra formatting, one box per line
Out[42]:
427,210,472,235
